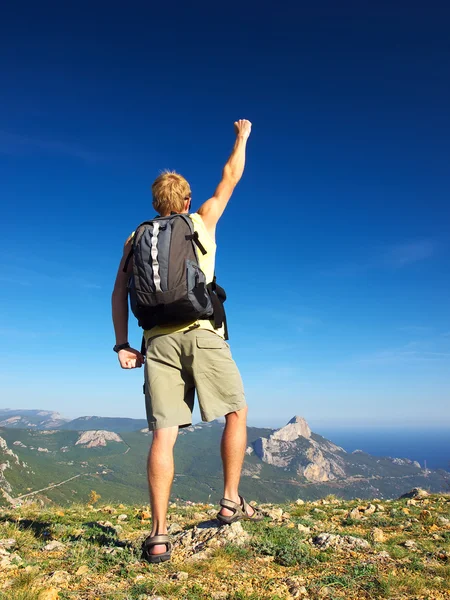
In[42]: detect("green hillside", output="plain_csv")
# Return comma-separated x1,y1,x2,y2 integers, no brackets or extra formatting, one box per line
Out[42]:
1,423,449,508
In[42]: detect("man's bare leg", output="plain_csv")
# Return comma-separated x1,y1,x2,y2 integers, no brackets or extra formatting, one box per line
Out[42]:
147,425,178,554
219,406,254,517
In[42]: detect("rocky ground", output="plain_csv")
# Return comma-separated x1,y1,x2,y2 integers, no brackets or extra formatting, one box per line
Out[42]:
0,488,449,599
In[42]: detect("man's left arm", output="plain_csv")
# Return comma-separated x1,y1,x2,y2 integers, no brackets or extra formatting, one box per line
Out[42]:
111,236,144,369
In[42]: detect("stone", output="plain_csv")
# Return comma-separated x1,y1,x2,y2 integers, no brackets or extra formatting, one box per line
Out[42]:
263,507,283,520
295,499,305,505
399,488,429,500
140,510,151,520
406,499,417,506
38,589,59,600
168,523,183,535
375,504,385,512
170,571,188,581
364,504,376,515
318,586,331,597
376,551,391,560
371,528,385,543
403,540,417,549
43,540,65,551
48,570,71,584
117,514,128,521
0,538,16,549
173,520,249,560
297,524,311,534
437,516,449,526
75,565,90,576
349,507,362,520
312,533,370,551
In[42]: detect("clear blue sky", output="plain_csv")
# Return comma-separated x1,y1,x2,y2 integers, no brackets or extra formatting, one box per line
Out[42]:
1,1,449,429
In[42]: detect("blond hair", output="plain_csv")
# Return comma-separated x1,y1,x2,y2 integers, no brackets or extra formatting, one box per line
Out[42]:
151,170,191,215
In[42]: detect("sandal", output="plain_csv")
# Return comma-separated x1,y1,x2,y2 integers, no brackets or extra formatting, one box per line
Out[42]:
217,495,264,524
142,534,172,564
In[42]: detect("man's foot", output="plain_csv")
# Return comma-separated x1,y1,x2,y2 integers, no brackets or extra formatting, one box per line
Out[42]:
142,533,171,564
217,495,264,524
219,496,255,518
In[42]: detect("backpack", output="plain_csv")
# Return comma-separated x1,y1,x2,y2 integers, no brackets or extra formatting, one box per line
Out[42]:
123,214,227,335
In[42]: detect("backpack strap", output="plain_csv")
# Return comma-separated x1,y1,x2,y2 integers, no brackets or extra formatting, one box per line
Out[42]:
185,230,207,256
207,276,229,340
122,247,134,273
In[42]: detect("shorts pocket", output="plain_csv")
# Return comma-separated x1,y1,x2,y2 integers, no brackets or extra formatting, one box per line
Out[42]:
196,335,227,350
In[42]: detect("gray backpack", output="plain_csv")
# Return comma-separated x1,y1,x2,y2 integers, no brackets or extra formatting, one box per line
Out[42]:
124,214,217,331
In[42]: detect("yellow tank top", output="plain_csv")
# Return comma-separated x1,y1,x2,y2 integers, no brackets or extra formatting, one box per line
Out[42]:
142,212,225,342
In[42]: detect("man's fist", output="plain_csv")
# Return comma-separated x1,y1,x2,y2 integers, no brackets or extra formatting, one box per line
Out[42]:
117,347,144,369
234,119,252,140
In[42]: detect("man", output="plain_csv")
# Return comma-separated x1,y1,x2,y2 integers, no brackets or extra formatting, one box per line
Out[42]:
111,119,262,564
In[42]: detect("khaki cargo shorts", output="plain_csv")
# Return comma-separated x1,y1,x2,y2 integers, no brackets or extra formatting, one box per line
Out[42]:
144,329,246,430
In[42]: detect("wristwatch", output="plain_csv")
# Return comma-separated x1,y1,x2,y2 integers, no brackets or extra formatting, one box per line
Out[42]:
113,342,130,353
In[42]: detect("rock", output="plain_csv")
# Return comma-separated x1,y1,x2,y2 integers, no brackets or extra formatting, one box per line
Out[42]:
211,593,228,600
437,516,449,526
0,538,16,549
403,540,417,549
262,507,283,520
172,520,249,560
399,488,429,500
364,504,376,515
375,504,385,512
376,550,391,560
295,499,305,505
292,586,308,598
285,576,307,597
75,565,90,576
168,523,183,534
371,528,385,543
43,540,65,552
140,510,151,520
117,514,128,521
170,571,188,581
349,507,362,520
38,589,59,600
25,565,40,574
48,570,71,584
318,586,331,597
312,508,325,515
297,524,311,534
312,533,370,551
75,430,124,448
406,499,417,506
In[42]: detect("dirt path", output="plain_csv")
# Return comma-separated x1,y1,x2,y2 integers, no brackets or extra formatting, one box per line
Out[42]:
14,472,94,500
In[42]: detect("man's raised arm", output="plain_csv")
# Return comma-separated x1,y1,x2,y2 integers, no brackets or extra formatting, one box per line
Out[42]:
197,119,252,236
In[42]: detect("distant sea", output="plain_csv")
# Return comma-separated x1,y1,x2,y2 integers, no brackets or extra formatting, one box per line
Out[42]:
319,428,450,472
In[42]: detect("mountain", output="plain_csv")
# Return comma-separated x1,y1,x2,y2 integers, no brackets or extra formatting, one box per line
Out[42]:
58,416,149,432
0,409,69,430
0,410,148,432
0,415,449,507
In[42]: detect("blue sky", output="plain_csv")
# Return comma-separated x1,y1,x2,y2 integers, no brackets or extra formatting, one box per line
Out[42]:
1,1,449,428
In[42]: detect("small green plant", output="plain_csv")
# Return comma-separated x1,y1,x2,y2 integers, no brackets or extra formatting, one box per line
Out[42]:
251,522,316,566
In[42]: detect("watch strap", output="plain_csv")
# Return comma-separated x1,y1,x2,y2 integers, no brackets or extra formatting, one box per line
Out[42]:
113,342,130,353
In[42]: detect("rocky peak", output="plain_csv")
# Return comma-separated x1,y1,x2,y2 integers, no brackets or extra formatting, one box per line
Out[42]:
252,417,346,483
272,416,311,441
75,430,123,448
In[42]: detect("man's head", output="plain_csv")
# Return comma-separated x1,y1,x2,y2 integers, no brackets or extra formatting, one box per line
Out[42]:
151,170,191,216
